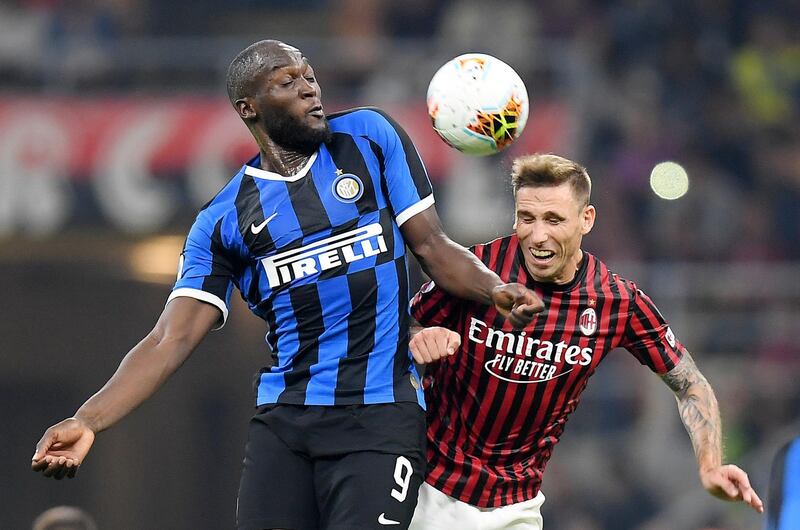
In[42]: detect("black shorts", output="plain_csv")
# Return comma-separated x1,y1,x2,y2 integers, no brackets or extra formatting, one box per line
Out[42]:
236,402,426,530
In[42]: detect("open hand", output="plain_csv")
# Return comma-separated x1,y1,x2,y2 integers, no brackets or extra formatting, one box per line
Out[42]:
491,283,544,328
31,417,96,480
701,464,763,513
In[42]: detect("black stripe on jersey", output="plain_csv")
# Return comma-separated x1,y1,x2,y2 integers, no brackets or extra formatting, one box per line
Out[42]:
621,281,660,344
368,139,385,178
392,255,418,403
202,218,236,300
470,470,492,509
368,107,430,200
369,138,393,217
235,173,274,256
279,283,325,403
285,168,332,236
257,287,280,357
327,133,378,216
375,207,396,266
232,175,269,306
334,268,378,404
602,269,625,359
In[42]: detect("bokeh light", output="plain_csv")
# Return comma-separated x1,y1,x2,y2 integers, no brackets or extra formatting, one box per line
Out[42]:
649,161,689,200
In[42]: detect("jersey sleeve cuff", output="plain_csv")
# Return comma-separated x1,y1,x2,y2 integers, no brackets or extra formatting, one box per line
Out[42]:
166,288,228,330
395,195,435,227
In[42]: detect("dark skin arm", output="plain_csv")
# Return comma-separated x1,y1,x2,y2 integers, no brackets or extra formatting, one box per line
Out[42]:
31,297,220,479
401,206,543,327
660,351,763,513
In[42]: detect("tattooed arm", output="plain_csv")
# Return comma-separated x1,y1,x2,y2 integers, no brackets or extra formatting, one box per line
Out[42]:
660,351,763,513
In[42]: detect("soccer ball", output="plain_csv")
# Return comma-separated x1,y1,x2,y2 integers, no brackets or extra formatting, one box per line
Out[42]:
426,53,529,156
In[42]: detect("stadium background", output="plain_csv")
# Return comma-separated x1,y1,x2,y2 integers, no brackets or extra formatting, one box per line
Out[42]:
1,1,798,528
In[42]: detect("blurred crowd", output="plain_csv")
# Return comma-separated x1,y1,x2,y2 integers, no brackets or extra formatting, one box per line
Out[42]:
1,1,798,529
1,0,798,258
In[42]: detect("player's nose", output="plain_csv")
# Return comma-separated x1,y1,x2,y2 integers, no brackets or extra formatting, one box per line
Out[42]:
298,78,316,98
528,224,548,244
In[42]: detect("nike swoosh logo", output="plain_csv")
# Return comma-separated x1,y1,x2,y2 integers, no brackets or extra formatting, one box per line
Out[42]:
250,212,278,234
378,513,400,526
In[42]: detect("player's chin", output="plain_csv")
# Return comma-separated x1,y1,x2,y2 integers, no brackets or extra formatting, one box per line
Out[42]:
303,117,332,140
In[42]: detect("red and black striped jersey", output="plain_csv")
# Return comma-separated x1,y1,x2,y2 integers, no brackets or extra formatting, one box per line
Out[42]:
410,234,684,508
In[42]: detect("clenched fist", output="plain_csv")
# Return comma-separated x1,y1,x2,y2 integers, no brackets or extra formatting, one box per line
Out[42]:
410,327,461,364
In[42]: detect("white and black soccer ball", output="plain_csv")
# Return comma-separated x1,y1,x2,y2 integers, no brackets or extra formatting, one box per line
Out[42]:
426,53,529,156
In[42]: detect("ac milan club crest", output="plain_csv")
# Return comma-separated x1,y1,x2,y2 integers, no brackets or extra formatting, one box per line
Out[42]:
579,307,597,336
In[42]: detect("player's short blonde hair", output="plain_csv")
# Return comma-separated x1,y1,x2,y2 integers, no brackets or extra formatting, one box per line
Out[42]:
511,153,591,206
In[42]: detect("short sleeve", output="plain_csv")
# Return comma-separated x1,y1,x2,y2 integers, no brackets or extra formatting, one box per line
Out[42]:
167,212,237,330
410,280,461,329
369,109,435,226
620,285,684,374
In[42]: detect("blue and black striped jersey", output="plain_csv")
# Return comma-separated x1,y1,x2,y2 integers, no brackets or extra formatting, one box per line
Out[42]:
169,108,432,407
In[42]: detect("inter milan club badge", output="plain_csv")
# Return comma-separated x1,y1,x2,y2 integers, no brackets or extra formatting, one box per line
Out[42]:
579,307,597,336
332,172,364,203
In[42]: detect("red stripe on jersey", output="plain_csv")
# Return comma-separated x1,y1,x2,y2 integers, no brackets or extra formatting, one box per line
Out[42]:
411,236,685,508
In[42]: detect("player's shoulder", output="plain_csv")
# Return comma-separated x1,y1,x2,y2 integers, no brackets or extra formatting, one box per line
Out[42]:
470,233,517,269
194,164,247,226
473,233,514,253
589,254,641,299
327,106,402,137
327,106,393,124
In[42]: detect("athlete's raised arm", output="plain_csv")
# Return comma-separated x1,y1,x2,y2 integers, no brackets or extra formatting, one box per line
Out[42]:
401,207,543,328
660,351,763,513
31,297,220,479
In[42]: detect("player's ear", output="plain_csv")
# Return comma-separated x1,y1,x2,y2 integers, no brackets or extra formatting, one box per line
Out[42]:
512,200,518,230
235,98,257,120
581,205,596,235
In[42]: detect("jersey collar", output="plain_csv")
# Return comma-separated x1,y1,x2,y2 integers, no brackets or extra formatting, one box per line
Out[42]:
243,151,318,182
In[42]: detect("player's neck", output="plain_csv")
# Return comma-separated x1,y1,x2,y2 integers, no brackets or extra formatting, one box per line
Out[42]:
258,138,316,177
556,249,584,285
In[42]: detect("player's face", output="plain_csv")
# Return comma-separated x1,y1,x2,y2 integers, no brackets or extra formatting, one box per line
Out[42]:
251,47,331,153
513,183,595,284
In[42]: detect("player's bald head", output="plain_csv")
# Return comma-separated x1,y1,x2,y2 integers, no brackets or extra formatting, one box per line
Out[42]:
226,39,302,105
